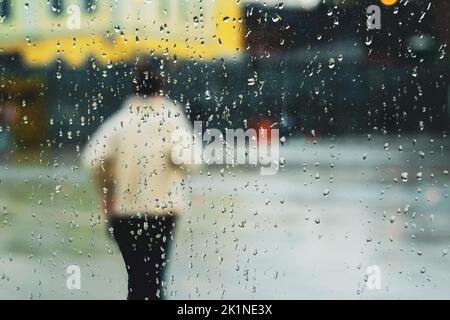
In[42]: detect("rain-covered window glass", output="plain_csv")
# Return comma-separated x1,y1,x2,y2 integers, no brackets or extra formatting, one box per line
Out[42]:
0,0,449,302
50,0,63,16
0,0,11,21
85,0,97,13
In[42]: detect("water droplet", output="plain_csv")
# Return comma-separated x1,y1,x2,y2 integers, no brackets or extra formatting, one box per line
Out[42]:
401,172,408,182
328,58,335,69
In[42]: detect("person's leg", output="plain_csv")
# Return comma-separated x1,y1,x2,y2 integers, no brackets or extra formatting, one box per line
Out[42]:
129,217,159,300
111,214,176,300
110,217,141,300
149,214,176,299
132,214,176,300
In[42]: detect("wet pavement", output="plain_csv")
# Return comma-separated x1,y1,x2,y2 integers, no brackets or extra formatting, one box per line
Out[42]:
0,135,449,299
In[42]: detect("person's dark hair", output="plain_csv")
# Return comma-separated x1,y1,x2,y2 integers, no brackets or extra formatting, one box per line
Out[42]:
132,59,164,96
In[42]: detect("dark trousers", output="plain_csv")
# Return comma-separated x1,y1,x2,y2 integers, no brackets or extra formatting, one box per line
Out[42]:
110,214,176,300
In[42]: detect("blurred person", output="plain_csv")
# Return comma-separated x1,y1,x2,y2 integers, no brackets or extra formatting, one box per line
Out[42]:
81,59,196,300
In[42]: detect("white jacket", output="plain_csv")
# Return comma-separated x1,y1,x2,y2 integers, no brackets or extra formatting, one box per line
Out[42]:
81,95,195,216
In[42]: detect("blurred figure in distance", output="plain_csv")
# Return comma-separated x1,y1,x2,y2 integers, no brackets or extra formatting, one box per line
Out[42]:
81,58,196,300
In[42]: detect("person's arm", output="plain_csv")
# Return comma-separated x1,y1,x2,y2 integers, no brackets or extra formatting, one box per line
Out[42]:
80,119,117,216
